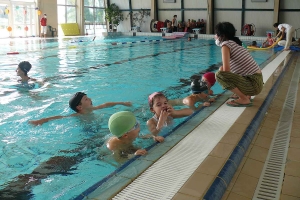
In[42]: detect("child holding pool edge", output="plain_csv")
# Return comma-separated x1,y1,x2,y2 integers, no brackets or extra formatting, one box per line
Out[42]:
169,72,218,110
147,92,193,142
107,111,147,161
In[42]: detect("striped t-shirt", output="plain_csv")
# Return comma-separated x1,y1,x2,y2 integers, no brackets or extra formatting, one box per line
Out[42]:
221,40,260,76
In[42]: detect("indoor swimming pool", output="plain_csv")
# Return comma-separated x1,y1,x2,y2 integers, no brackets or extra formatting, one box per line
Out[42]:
0,35,280,199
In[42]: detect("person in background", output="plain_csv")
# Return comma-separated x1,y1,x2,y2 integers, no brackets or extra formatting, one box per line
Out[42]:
167,20,172,33
106,111,147,161
273,23,295,50
186,19,191,33
172,15,178,32
249,41,260,48
40,13,47,38
262,33,275,48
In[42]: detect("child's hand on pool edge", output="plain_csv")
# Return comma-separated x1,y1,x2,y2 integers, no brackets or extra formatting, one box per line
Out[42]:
153,136,164,143
134,149,147,156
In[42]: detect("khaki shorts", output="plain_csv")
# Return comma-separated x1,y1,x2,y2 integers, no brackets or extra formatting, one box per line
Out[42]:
216,71,263,96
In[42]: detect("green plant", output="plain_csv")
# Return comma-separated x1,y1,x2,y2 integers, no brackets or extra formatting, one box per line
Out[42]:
105,3,124,29
127,8,150,28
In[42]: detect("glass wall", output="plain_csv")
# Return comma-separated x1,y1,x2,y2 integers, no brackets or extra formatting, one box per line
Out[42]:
57,0,76,24
0,1,36,38
84,0,106,35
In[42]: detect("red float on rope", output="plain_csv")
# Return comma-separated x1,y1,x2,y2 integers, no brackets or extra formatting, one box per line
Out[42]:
7,52,19,55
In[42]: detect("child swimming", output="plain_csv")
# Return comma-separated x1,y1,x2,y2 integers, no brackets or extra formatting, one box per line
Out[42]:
29,92,132,125
147,92,193,142
16,61,37,89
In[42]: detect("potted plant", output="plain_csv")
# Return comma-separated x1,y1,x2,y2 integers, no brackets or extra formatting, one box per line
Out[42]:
127,8,150,32
105,3,124,32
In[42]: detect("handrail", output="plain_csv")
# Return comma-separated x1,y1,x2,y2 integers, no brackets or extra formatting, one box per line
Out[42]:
295,28,300,39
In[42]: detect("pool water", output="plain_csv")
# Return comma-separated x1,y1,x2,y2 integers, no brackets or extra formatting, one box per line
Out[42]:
0,36,278,199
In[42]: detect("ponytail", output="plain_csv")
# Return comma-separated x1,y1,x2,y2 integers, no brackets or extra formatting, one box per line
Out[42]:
231,36,242,46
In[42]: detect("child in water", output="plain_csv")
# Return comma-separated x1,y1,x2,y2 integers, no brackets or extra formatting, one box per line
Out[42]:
147,92,193,142
262,33,275,47
16,61,37,88
107,111,147,161
249,41,259,48
169,72,217,110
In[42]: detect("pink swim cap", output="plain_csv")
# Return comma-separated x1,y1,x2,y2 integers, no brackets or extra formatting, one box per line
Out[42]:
267,33,271,37
203,72,216,86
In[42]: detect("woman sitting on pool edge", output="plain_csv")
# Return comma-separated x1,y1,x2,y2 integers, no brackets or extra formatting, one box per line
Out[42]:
147,92,193,143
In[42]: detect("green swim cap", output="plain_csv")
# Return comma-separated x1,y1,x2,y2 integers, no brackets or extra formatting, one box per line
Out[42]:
108,111,136,137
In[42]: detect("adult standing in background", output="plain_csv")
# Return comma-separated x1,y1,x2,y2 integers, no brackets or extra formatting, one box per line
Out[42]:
40,13,47,38
273,23,295,51
172,15,178,32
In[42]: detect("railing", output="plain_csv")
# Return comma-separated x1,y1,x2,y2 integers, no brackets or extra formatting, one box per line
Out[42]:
295,28,300,39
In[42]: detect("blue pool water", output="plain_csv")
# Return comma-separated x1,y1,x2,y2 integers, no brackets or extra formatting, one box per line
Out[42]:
0,36,278,199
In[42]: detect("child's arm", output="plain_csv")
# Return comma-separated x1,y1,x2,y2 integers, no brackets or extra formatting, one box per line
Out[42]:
29,113,78,126
168,106,193,118
93,102,132,110
147,117,166,143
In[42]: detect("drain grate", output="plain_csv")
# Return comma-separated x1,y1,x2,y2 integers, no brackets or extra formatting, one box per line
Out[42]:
253,55,300,200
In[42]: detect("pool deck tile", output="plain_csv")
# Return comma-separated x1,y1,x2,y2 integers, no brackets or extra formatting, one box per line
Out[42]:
220,52,299,200
177,172,215,198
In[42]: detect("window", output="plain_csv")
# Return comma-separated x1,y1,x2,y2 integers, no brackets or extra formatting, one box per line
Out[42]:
57,0,76,24
83,0,106,34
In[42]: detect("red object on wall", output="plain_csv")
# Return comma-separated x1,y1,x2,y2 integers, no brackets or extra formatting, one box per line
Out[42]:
24,26,28,31
156,21,164,32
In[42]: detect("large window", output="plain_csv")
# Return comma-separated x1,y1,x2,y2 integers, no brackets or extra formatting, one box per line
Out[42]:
84,0,106,35
0,1,36,38
57,0,76,24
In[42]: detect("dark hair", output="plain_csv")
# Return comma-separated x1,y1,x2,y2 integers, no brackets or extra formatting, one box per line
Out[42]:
18,61,32,76
215,22,242,46
191,79,208,94
273,23,279,27
69,92,86,112
174,15,177,17
252,41,257,46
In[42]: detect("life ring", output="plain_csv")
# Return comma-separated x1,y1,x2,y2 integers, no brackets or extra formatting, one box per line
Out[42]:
7,52,19,55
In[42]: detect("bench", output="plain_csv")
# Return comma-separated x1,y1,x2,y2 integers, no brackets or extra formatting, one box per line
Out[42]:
60,23,80,36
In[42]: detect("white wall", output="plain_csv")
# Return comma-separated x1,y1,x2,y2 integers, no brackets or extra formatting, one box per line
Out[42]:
106,0,300,36
214,11,242,35
215,0,242,9
38,0,58,37
279,0,300,35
